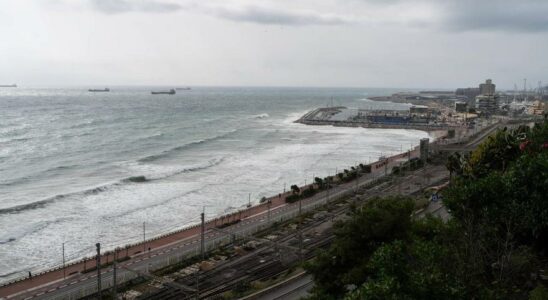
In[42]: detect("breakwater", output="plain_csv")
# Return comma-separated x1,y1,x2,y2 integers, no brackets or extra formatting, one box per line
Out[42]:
296,108,458,131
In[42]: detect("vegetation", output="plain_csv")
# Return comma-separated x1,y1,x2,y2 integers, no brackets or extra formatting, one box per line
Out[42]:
285,163,373,204
305,120,548,299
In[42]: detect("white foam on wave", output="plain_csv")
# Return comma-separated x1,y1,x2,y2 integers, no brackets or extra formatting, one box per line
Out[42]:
252,113,269,119
122,156,226,181
0,108,431,284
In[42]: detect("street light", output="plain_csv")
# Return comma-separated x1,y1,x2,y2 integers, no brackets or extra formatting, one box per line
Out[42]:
62,242,66,279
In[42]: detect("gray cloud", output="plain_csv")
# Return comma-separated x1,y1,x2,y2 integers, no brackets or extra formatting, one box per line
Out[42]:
360,0,548,32
89,0,181,14
441,1,548,33
210,5,350,26
88,0,350,26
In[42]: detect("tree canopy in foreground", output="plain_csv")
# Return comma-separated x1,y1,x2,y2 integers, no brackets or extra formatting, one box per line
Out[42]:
305,120,548,299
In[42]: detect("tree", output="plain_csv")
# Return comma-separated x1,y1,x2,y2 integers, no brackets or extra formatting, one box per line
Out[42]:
445,152,464,181
314,177,324,189
307,121,548,299
305,196,415,299
290,184,300,195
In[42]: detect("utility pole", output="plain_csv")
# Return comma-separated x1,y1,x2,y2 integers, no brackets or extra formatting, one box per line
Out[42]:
62,242,66,280
398,162,402,194
298,193,303,263
326,174,330,203
248,193,251,208
355,170,359,193
143,222,146,253
298,194,302,216
200,208,205,260
267,199,272,223
112,249,117,299
283,182,286,193
524,78,527,101
96,243,102,300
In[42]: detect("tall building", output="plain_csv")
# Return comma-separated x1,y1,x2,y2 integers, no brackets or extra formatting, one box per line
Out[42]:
476,79,498,115
479,79,496,96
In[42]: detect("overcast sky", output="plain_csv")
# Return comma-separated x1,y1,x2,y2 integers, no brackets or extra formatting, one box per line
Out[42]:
0,0,547,89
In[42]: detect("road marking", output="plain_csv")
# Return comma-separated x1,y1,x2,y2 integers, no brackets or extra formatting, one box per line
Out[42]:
70,281,78,285
48,288,56,292
36,292,45,296
59,284,67,288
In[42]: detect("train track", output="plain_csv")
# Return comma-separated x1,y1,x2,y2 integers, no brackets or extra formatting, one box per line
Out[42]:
136,162,449,300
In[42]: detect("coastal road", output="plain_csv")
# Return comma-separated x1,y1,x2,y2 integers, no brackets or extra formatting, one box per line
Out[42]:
7,163,393,300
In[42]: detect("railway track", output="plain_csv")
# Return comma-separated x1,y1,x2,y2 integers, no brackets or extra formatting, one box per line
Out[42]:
136,162,448,300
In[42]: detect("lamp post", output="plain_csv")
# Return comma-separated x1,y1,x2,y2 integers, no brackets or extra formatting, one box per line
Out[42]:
62,242,66,280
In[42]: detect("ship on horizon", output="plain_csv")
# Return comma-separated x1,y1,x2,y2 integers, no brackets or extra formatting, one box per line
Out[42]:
176,87,191,91
88,88,110,92
0,84,17,88
151,89,176,95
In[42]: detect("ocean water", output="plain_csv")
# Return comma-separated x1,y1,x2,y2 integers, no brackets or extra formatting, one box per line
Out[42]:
0,86,428,282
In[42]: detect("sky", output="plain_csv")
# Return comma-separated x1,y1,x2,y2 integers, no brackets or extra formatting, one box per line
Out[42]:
0,0,547,89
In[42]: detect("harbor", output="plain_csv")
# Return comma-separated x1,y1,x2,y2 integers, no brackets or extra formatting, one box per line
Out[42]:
295,106,460,131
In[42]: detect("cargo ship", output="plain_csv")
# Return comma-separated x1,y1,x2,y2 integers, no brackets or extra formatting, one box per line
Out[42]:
0,84,17,87
151,89,176,95
176,87,191,91
88,88,110,92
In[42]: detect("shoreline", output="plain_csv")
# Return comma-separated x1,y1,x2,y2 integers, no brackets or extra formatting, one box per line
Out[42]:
0,135,432,297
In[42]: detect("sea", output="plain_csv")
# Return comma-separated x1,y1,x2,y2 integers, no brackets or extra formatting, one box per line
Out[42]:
0,86,429,283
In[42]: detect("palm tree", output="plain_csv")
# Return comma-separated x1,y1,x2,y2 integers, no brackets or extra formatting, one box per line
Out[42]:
291,184,300,195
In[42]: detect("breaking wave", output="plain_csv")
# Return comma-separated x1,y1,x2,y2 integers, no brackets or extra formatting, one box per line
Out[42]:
0,157,225,216
137,130,237,163
253,113,269,119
